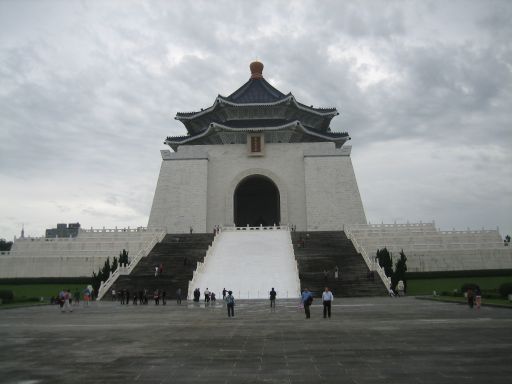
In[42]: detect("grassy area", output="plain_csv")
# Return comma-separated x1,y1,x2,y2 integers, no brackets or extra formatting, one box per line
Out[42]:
0,284,87,301
407,276,512,295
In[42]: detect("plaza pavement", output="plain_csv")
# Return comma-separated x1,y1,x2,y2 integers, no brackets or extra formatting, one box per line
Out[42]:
0,296,511,384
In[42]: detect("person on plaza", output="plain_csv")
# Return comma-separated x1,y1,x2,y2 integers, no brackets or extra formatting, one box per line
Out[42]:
111,289,116,301
162,290,167,305
475,286,482,309
322,287,334,319
176,288,182,304
189,226,193,234
83,287,90,306
133,291,138,305
138,290,143,305
154,265,159,277
334,265,339,280
269,288,277,311
58,289,65,310
73,290,80,306
226,290,235,317
211,292,216,302
61,289,73,313
467,288,474,309
222,288,227,300
143,289,149,305
126,290,130,305
193,288,200,302
204,288,211,303
301,288,313,319
154,289,160,305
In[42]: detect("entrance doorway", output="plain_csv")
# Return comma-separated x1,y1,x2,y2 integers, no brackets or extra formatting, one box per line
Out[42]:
234,175,280,227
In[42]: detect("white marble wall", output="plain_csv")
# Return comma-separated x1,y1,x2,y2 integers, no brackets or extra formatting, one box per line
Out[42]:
147,142,367,233
346,223,512,272
0,228,161,278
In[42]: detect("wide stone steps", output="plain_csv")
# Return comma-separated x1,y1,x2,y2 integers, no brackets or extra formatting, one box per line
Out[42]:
292,231,386,297
106,233,214,300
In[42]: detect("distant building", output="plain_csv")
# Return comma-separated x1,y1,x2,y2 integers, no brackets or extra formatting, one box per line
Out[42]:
45,223,81,238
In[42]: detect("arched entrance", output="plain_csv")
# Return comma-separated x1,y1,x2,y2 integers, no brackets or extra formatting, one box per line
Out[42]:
234,175,280,227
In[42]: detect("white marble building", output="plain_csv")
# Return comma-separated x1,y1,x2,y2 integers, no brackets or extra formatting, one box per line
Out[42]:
148,61,367,233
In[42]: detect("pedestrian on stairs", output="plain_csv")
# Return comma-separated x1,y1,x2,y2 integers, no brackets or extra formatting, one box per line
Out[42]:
154,266,159,277
334,265,339,280
226,291,235,317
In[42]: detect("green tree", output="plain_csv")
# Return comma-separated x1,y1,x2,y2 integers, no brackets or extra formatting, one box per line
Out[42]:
376,248,393,278
111,256,118,273
392,249,407,290
0,238,13,251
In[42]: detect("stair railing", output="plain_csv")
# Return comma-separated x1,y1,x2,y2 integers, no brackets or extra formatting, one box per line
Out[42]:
345,228,391,290
96,229,166,300
187,232,220,299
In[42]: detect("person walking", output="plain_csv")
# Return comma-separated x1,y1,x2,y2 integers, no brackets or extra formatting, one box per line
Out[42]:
334,265,339,280
301,288,313,319
176,288,182,304
475,286,482,309
467,288,474,309
322,287,334,318
269,288,277,311
222,288,227,301
204,288,210,303
226,290,235,317
162,290,167,305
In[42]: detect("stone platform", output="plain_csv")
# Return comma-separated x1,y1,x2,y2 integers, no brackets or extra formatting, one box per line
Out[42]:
0,297,511,383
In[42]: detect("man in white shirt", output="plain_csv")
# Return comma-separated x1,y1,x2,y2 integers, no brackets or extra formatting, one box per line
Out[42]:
322,287,334,318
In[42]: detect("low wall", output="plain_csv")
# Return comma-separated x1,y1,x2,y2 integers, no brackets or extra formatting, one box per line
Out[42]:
346,223,512,272
0,227,163,278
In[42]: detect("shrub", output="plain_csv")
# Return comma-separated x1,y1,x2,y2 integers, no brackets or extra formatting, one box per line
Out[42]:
498,282,512,298
0,290,14,304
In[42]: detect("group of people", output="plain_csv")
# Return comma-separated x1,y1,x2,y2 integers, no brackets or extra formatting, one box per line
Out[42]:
466,287,482,309
111,288,171,305
192,287,236,316
300,287,334,319
54,285,94,312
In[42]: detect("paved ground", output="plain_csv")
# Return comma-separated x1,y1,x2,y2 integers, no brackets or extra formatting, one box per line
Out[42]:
0,297,511,383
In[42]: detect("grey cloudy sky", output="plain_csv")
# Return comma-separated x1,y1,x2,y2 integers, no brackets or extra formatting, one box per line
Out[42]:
1,0,511,240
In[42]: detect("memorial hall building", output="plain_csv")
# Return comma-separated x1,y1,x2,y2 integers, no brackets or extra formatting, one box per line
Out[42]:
148,61,366,234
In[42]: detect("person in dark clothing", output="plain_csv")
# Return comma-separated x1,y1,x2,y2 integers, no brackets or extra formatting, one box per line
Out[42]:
269,288,277,311
154,289,160,305
125,290,130,305
222,288,227,300
226,291,235,317
467,288,474,309
301,288,313,319
193,288,200,302
162,290,166,305
176,288,182,304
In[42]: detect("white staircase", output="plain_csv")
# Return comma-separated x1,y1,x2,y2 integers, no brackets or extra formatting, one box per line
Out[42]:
188,226,301,299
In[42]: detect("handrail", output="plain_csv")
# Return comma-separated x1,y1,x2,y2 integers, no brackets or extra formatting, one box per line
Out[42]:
345,228,391,290
96,230,166,300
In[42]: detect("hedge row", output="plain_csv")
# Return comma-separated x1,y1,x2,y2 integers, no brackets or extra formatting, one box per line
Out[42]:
407,269,512,280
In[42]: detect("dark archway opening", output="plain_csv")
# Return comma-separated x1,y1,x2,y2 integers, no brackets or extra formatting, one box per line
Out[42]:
234,175,280,227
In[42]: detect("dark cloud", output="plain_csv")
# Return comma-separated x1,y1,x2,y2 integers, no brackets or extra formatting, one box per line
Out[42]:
0,0,511,239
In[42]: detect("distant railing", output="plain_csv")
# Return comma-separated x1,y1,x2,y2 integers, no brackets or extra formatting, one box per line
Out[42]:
345,228,391,290
96,230,166,300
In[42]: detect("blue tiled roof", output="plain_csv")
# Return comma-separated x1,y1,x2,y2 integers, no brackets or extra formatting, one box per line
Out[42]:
226,78,287,103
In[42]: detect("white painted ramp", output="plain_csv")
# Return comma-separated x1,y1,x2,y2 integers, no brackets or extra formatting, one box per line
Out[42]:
188,228,301,299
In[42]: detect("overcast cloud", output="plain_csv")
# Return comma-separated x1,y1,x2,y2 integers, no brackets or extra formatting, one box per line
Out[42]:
0,0,511,240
